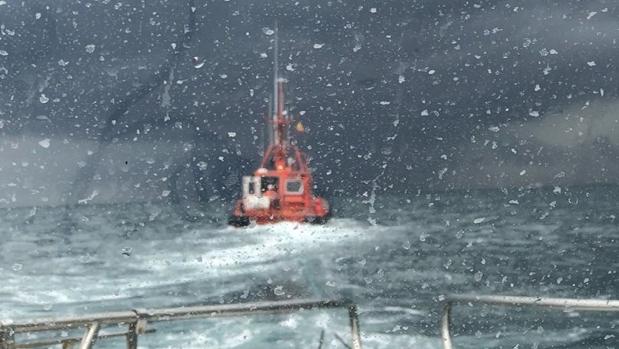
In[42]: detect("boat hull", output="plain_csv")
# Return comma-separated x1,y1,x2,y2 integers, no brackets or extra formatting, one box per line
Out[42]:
229,197,330,227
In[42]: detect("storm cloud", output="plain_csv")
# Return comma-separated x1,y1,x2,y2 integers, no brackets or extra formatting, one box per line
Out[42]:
0,0,617,207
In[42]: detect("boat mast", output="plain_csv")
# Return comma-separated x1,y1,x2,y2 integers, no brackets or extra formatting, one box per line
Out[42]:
261,21,289,170
272,22,279,146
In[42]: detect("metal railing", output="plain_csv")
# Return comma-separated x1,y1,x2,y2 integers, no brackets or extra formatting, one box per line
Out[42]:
440,294,619,349
0,298,362,349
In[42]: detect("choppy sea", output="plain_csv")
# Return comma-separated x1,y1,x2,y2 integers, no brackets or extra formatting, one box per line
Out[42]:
1,185,617,348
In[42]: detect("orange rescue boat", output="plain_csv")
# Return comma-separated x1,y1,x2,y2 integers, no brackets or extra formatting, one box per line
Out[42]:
228,45,330,227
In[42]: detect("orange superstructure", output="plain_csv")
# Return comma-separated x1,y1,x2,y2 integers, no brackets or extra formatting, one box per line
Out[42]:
228,79,330,227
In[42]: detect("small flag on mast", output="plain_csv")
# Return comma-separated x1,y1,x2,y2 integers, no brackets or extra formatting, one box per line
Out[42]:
295,120,305,133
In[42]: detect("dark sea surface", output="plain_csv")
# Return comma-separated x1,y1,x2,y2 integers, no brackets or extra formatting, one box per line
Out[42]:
1,185,617,348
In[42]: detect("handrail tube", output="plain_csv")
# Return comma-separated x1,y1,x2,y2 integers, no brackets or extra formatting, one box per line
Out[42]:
4,298,345,333
441,294,619,349
14,329,155,349
446,294,619,311
3,299,345,333
3,312,137,334
1,298,360,349
137,299,346,322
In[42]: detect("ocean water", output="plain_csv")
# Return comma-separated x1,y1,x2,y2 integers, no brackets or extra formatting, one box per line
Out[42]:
0,185,617,348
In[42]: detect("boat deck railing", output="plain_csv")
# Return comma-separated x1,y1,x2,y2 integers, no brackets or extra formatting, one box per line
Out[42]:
0,298,362,349
5,293,618,349
441,294,619,349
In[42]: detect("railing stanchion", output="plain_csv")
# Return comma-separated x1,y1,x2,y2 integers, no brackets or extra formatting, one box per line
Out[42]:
0,327,15,349
79,322,100,349
440,303,453,349
126,321,138,349
348,304,362,349
317,329,325,349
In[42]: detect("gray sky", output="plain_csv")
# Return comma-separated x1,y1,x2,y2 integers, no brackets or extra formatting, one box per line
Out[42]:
0,0,617,207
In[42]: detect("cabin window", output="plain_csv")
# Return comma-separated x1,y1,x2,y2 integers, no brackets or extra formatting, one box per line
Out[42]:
285,179,303,194
261,176,279,192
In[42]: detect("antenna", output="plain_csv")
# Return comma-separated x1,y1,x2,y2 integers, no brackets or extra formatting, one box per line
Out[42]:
272,21,279,144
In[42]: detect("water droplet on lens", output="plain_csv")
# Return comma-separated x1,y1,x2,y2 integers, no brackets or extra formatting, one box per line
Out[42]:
274,286,285,296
